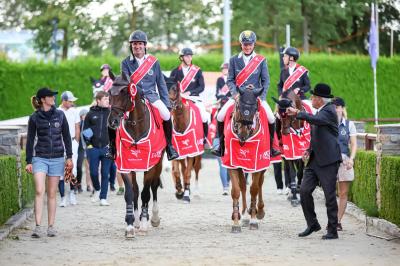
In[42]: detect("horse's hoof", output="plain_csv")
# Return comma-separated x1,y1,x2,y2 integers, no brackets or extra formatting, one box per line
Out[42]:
249,222,259,230
183,195,190,204
241,218,250,227
256,210,265,220
151,218,160,227
291,199,300,207
175,191,184,200
125,226,135,239
231,225,242,233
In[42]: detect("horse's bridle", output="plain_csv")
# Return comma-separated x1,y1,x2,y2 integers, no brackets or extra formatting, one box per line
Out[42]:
170,96,183,111
232,100,259,143
280,98,304,135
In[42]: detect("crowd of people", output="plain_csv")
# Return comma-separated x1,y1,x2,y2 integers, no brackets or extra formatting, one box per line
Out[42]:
25,29,356,240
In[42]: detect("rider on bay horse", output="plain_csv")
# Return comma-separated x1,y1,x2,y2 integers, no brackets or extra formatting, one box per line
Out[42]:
170,47,209,144
212,30,281,158
277,47,311,100
119,30,179,161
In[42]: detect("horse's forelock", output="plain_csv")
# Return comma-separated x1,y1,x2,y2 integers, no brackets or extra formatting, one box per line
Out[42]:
109,75,129,96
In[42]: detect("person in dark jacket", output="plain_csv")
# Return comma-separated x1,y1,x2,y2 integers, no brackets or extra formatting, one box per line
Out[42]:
170,47,209,143
215,62,231,100
287,83,342,240
120,30,178,160
277,47,311,100
25,87,73,238
83,91,112,206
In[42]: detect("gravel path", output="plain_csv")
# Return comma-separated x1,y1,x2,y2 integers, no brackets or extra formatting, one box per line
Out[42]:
0,158,399,266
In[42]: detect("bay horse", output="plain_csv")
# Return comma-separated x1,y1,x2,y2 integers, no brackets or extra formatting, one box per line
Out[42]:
272,88,307,207
168,83,202,203
108,73,163,238
228,85,266,233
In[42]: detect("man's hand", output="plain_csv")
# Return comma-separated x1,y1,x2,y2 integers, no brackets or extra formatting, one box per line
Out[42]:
293,88,300,94
286,107,299,116
25,164,33,174
302,150,310,163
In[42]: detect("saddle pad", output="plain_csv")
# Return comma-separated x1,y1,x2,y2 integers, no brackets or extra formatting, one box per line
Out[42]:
115,101,166,172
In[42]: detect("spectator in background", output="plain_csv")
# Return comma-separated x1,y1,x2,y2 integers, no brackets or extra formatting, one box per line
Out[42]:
58,91,80,206
76,108,93,193
333,97,357,231
83,91,112,206
26,87,73,238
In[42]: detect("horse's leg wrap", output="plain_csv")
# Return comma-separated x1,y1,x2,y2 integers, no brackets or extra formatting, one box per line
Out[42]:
184,183,190,193
140,206,149,221
125,204,134,225
232,202,241,220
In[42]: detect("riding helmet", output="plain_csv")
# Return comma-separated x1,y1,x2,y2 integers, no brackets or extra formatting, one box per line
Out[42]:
283,47,300,61
179,48,194,56
239,30,257,44
129,30,148,43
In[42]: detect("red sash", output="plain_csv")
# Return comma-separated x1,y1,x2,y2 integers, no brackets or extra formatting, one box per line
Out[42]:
103,77,113,92
222,99,270,173
172,100,204,159
283,65,308,92
115,101,166,172
128,55,158,99
180,65,200,93
236,55,265,87
281,101,312,160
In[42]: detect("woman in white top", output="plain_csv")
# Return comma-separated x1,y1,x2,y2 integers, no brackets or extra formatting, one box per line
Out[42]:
333,97,357,231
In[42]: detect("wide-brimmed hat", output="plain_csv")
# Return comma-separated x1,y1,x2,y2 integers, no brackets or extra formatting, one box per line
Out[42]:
61,91,78,102
310,83,334,98
36,87,58,99
332,97,345,107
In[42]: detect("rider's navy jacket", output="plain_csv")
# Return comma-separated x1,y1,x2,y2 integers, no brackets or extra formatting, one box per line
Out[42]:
170,65,205,96
121,54,171,109
26,106,72,164
227,52,270,101
277,66,311,100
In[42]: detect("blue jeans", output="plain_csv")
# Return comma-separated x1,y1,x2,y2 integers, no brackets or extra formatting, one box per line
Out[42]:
86,147,112,200
109,162,117,187
214,139,230,189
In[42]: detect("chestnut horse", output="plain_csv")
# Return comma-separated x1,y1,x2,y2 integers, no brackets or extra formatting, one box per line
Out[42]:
273,88,307,207
108,73,163,238
168,83,202,203
228,85,266,233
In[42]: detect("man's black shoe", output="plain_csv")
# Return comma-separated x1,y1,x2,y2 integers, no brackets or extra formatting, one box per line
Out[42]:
322,232,338,240
298,224,321,237
166,144,179,161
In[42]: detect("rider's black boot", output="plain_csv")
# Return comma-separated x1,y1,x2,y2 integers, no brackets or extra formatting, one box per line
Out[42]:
269,122,281,157
163,119,179,161
211,121,225,157
203,122,209,144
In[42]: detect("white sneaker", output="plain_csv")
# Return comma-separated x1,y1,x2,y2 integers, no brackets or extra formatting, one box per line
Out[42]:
59,197,67,207
222,188,229,196
284,187,290,195
276,189,283,195
100,199,110,206
69,191,77,205
92,191,100,203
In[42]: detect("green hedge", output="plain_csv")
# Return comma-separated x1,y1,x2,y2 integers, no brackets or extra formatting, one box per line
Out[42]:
379,156,400,226
350,150,379,217
0,54,399,121
0,152,34,225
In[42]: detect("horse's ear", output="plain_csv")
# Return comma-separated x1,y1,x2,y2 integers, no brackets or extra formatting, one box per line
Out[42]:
253,87,263,97
109,70,116,81
271,96,280,104
238,86,245,95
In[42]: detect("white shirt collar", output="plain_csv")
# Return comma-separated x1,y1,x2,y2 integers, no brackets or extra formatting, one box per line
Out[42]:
339,117,347,126
238,51,256,58
317,103,327,113
130,54,147,65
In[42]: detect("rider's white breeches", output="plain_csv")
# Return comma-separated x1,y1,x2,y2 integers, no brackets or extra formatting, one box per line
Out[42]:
194,101,209,123
151,100,171,121
217,98,275,124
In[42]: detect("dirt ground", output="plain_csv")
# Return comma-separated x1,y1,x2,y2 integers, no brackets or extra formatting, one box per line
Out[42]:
0,158,399,266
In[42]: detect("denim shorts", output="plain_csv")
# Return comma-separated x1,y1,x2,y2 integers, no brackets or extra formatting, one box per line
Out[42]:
32,157,65,177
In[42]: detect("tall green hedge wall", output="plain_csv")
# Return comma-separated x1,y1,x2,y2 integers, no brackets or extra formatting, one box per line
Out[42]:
379,156,400,226
0,152,34,225
0,54,399,120
351,150,379,217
